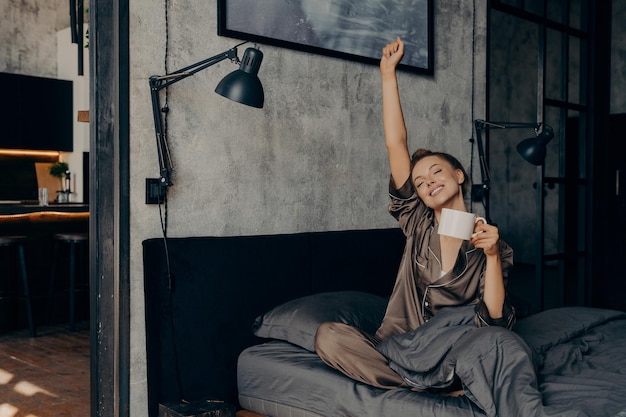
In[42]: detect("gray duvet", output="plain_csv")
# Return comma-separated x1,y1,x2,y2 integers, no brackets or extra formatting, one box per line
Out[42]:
238,307,626,417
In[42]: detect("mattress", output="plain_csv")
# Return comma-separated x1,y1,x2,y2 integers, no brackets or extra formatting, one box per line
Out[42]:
237,341,483,417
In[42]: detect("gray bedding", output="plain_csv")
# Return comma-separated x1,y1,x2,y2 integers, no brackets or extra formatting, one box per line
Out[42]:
238,341,483,417
238,307,626,417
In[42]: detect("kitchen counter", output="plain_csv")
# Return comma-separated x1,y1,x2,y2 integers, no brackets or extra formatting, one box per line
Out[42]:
0,209,89,233
0,203,89,215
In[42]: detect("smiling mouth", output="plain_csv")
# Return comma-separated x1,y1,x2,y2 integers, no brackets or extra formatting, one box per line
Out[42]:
430,186,443,196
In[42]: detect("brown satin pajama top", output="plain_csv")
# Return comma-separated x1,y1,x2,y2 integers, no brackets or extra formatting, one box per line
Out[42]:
374,177,516,341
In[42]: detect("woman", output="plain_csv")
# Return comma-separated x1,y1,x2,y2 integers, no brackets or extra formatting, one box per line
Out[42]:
314,37,515,391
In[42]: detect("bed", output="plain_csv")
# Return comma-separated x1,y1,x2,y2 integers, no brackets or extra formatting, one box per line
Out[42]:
142,231,626,417
237,291,626,417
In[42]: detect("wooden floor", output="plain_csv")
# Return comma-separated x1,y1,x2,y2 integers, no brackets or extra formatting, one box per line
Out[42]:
0,322,89,417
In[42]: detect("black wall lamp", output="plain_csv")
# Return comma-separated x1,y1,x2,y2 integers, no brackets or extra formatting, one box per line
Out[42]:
148,42,264,202
473,119,555,312
472,119,554,216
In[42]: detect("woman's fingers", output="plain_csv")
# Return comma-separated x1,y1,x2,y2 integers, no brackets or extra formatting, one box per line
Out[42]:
382,37,404,59
471,223,499,255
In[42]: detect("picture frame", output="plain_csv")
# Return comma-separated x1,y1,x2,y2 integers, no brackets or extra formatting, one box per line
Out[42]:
217,0,433,75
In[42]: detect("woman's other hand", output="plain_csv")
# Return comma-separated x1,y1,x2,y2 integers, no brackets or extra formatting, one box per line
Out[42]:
471,221,500,257
381,37,405,75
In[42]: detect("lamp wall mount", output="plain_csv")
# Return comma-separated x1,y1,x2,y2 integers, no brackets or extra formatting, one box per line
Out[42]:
145,178,167,205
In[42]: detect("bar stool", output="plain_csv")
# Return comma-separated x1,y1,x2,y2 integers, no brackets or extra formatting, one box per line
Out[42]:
47,232,88,331
0,236,36,337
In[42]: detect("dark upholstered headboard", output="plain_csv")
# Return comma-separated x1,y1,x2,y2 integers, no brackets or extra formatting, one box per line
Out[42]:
143,228,405,416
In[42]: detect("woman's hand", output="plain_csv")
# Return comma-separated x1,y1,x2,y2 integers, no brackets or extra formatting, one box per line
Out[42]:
380,37,404,75
471,221,500,257
472,220,506,320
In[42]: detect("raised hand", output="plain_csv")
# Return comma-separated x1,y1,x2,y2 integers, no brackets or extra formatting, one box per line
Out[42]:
380,37,405,74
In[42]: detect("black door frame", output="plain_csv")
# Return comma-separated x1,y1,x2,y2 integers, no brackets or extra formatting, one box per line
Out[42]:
89,0,130,416
589,2,617,310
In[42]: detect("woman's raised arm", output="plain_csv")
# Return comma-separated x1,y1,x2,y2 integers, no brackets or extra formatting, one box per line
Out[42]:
381,37,411,188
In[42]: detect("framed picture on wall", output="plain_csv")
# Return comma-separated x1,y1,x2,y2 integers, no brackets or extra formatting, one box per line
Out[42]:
217,0,433,75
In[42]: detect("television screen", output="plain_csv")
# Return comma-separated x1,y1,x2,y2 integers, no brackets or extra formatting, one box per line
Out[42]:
0,72,73,152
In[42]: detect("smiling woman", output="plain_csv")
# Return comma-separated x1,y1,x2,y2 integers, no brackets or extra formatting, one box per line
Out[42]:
409,150,469,210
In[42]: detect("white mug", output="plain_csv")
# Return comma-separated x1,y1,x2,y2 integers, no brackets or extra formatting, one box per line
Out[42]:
437,208,487,240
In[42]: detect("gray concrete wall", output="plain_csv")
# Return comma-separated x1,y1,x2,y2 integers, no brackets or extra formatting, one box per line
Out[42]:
0,0,69,76
129,0,486,413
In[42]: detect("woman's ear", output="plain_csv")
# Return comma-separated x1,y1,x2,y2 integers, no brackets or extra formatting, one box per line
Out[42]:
456,169,465,185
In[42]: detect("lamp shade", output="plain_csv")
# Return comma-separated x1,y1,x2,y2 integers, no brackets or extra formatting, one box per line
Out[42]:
516,124,554,166
215,47,264,108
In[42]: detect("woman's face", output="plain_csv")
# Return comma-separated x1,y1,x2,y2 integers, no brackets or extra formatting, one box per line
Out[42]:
411,155,465,209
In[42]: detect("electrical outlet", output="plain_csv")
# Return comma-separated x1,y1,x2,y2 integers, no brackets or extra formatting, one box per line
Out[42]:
145,178,166,204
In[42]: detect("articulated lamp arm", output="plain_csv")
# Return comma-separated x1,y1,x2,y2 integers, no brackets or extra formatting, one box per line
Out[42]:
472,119,553,218
473,119,547,193
148,44,244,189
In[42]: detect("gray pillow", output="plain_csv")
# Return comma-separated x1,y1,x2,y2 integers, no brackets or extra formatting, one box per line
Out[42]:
253,291,387,352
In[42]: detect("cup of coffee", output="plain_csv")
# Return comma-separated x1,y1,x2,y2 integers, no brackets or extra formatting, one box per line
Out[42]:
437,208,487,240
38,187,48,206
